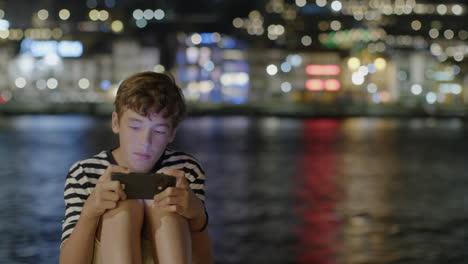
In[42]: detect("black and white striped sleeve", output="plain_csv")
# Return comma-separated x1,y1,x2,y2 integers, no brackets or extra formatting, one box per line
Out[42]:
61,162,89,247
160,151,206,202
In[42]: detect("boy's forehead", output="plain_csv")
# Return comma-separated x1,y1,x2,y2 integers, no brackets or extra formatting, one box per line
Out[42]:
123,108,171,123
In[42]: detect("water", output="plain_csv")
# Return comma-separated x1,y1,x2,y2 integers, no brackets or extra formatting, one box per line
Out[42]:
1,115,468,264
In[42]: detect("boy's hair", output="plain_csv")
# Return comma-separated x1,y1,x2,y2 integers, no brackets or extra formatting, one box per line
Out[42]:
114,71,186,127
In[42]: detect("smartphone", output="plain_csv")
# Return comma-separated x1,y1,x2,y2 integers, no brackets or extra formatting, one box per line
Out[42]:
111,172,176,199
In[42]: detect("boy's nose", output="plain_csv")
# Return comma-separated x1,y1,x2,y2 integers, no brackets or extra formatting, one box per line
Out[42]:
140,130,152,145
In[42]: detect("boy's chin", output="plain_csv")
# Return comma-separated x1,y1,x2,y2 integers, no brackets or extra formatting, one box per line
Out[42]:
128,162,153,173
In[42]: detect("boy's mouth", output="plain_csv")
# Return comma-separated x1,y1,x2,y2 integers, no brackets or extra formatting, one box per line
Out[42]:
133,152,151,160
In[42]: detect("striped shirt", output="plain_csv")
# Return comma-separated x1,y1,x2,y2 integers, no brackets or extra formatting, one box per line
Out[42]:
61,148,206,246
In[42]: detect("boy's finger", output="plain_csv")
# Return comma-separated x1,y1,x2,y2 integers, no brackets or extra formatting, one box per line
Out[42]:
160,168,188,188
99,165,129,182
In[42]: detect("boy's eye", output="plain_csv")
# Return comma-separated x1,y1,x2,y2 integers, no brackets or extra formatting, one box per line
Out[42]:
154,130,167,134
129,126,140,130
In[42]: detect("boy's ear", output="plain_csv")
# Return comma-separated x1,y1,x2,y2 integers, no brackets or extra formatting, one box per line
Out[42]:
169,127,177,143
111,111,120,134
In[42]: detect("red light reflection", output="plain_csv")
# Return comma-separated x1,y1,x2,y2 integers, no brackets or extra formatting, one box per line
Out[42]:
294,119,343,264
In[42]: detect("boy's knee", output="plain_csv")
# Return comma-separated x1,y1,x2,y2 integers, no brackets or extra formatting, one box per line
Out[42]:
103,199,144,220
147,209,189,232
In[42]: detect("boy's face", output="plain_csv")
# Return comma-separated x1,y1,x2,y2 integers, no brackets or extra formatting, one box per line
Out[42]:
112,108,176,173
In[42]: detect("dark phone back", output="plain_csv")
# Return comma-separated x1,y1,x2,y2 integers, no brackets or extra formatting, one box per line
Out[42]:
111,173,176,199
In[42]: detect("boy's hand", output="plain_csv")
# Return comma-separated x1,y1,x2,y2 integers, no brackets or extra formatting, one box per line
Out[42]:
82,165,128,219
153,168,205,226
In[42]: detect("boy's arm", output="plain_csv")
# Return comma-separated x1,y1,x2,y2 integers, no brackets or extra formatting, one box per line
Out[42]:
59,214,100,264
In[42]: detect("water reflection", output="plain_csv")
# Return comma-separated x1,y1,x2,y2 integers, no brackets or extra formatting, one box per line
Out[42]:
1,115,468,264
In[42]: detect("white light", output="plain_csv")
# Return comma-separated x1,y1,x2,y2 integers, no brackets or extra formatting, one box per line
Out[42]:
78,78,90,89
154,9,165,20
451,84,462,95
452,4,463,15
37,9,49,20
136,19,147,28
429,28,439,39
191,33,202,45
15,77,27,88
331,1,342,11
266,64,278,76
426,92,437,104
444,29,454,39
133,9,143,20
59,9,71,20
367,64,377,74
153,64,165,73
301,35,312,46
352,72,365,85
316,0,327,7
411,84,422,95
44,53,61,66
0,19,10,30
281,82,292,92
143,9,154,20
233,17,244,28
436,4,447,15
47,78,58,89
367,83,377,93
296,0,306,7
280,62,292,72
220,72,249,86
330,20,341,31
358,65,369,76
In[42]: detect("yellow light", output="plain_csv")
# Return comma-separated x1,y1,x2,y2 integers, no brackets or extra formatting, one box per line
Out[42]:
89,9,99,21
37,9,49,20
375,57,386,70
59,9,70,20
0,30,9,39
99,10,109,21
52,28,63,39
111,20,124,33
347,57,360,70
411,20,421,31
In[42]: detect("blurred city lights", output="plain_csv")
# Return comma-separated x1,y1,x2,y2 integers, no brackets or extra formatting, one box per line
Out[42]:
331,1,343,12
153,64,165,73
280,62,292,72
305,65,340,75
133,9,144,20
47,78,58,89
111,20,124,33
411,84,423,95
324,79,340,91
266,64,278,75
59,9,70,20
136,19,147,28
143,9,154,20
154,9,165,20
367,83,377,93
78,78,90,89
15,77,27,88
301,35,312,46
295,0,306,7
89,9,99,21
281,82,292,92
306,79,324,91
347,57,360,70
100,80,111,90
37,9,49,20
426,92,437,104
0,19,10,30
374,58,386,70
